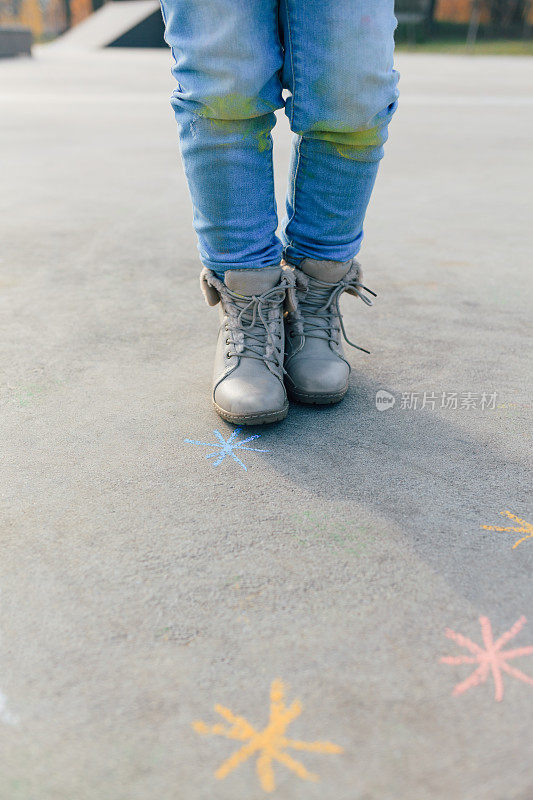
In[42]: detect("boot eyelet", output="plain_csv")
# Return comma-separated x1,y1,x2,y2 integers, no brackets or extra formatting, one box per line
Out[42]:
225,338,230,345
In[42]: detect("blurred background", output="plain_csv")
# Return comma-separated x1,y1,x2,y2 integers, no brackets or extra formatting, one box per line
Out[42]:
0,0,532,56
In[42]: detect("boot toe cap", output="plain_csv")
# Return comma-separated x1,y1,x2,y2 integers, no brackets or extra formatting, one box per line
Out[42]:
286,357,349,396
214,374,287,417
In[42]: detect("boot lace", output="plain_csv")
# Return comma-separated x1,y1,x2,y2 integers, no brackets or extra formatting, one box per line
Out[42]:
224,280,290,375
297,273,376,354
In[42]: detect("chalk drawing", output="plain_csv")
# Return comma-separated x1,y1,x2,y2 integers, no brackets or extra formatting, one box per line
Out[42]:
0,691,18,726
292,510,372,555
228,578,265,613
193,678,343,792
2,378,65,407
184,428,269,471
441,616,533,702
481,510,533,549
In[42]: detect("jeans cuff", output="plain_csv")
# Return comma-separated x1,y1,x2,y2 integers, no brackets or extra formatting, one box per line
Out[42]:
282,241,362,268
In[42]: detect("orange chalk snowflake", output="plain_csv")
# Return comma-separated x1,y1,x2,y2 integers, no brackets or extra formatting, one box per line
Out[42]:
441,616,533,702
192,679,343,792
481,510,533,549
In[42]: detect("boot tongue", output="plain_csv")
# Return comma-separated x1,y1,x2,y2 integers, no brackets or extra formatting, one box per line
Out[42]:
298,259,352,336
224,266,282,297
299,258,352,284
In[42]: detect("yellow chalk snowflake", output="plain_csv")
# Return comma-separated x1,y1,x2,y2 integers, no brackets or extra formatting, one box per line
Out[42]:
481,510,533,549
192,679,343,793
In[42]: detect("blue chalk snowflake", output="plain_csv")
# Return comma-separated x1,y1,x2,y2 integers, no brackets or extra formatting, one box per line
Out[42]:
184,428,269,471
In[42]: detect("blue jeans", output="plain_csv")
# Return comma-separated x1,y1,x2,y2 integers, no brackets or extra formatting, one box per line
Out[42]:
159,0,399,274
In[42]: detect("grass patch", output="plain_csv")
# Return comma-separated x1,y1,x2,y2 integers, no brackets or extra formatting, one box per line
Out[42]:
395,21,533,55
396,38,533,55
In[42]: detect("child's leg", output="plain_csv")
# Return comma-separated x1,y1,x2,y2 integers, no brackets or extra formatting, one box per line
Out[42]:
278,0,399,266
279,0,399,404
159,0,285,274
160,0,293,423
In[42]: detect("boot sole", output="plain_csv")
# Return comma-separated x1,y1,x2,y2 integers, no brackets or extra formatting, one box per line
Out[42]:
213,400,289,426
286,386,347,405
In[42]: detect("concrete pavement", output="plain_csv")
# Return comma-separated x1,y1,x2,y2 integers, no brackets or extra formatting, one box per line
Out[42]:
0,47,532,800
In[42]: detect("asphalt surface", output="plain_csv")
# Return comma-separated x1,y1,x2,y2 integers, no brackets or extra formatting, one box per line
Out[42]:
1,47,532,800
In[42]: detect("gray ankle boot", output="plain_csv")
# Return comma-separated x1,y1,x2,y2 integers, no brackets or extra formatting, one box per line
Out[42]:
283,257,376,404
200,265,297,425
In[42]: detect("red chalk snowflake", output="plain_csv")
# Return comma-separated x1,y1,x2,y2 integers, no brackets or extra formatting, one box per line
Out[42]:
441,616,533,702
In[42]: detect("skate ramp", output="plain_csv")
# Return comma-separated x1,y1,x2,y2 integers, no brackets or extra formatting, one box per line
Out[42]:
49,0,164,50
